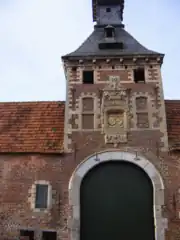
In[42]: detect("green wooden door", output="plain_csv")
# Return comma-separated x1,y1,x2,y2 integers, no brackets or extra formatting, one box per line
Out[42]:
80,161,155,240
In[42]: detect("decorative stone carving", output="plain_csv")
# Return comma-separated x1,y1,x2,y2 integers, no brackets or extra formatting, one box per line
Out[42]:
105,133,127,145
107,112,124,128
101,75,129,146
103,76,127,103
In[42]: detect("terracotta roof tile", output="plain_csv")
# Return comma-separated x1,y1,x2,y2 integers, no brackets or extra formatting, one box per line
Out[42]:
165,100,180,147
0,101,65,153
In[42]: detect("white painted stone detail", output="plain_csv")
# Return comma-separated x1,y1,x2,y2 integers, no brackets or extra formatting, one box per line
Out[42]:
28,180,52,212
69,150,167,240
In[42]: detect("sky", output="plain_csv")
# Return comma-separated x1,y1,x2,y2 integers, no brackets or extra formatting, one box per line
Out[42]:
0,0,179,102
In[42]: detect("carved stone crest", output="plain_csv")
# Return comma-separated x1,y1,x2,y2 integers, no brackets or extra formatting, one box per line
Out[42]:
101,75,129,146
103,76,127,102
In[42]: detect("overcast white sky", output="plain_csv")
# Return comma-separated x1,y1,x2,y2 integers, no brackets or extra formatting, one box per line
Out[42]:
0,0,179,102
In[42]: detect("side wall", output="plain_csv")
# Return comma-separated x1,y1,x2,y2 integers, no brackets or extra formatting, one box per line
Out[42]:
0,150,180,240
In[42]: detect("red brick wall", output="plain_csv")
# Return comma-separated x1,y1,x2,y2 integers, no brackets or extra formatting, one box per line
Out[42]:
0,149,180,240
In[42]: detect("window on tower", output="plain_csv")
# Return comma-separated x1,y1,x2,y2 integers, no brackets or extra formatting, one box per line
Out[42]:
83,71,94,84
133,68,145,83
105,26,115,38
106,7,111,12
42,231,57,240
20,230,34,240
81,97,94,129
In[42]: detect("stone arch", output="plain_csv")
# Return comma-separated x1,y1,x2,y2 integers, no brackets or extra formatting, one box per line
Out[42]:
69,150,167,240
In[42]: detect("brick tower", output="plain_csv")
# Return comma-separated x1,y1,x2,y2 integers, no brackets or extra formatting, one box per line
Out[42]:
62,0,168,155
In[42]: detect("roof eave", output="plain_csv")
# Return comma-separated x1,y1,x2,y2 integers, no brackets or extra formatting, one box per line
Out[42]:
61,53,164,61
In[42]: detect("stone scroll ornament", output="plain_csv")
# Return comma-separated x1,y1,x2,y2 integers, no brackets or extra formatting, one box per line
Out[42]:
101,75,129,146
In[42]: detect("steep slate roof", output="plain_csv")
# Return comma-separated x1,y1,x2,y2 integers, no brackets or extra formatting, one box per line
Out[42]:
0,100,178,153
62,27,162,59
0,101,65,153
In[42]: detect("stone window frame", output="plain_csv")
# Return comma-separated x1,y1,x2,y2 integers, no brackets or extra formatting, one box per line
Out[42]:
28,180,52,213
77,93,100,130
81,97,95,130
131,92,153,130
80,68,96,84
135,96,149,129
68,150,167,240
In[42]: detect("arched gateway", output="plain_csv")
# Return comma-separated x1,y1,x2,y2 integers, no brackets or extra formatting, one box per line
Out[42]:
69,151,167,240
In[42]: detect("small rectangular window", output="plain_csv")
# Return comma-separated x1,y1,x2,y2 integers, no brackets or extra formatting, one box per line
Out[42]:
133,68,145,83
106,28,113,38
72,66,77,71
83,71,94,84
42,231,57,240
20,230,34,240
35,184,48,209
106,7,111,12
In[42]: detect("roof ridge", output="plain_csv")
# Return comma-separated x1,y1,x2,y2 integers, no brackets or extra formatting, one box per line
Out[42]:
0,100,65,104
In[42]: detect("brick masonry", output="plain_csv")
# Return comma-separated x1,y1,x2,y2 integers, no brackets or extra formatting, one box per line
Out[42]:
0,58,178,240
1,149,180,240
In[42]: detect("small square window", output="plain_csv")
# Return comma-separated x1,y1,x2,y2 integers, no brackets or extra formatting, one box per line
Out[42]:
35,184,48,209
20,230,34,240
133,68,145,83
106,7,111,12
72,66,77,71
42,231,57,240
83,71,94,84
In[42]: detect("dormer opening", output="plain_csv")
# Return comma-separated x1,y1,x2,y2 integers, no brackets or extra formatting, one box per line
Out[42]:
99,42,124,50
105,25,115,38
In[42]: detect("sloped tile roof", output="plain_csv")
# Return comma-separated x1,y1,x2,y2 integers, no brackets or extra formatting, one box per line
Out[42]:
62,27,162,59
165,100,180,148
0,101,65,153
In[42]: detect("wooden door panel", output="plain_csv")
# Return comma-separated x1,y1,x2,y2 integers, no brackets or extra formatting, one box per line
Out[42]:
80,161,155,240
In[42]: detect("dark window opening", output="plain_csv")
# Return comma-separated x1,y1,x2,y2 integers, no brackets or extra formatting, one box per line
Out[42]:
112,66,115,69
72,67,77,71
35,184,48,209
106,7,111,12
42,231,57,240
99,42,123,50
83,71,94,84
99,66,102,69
133,68,145,83
124,65,128,69
105,28,114,38
20,230,34,240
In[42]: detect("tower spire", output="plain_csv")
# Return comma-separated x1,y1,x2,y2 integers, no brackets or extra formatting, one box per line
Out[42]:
92,0,124,26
